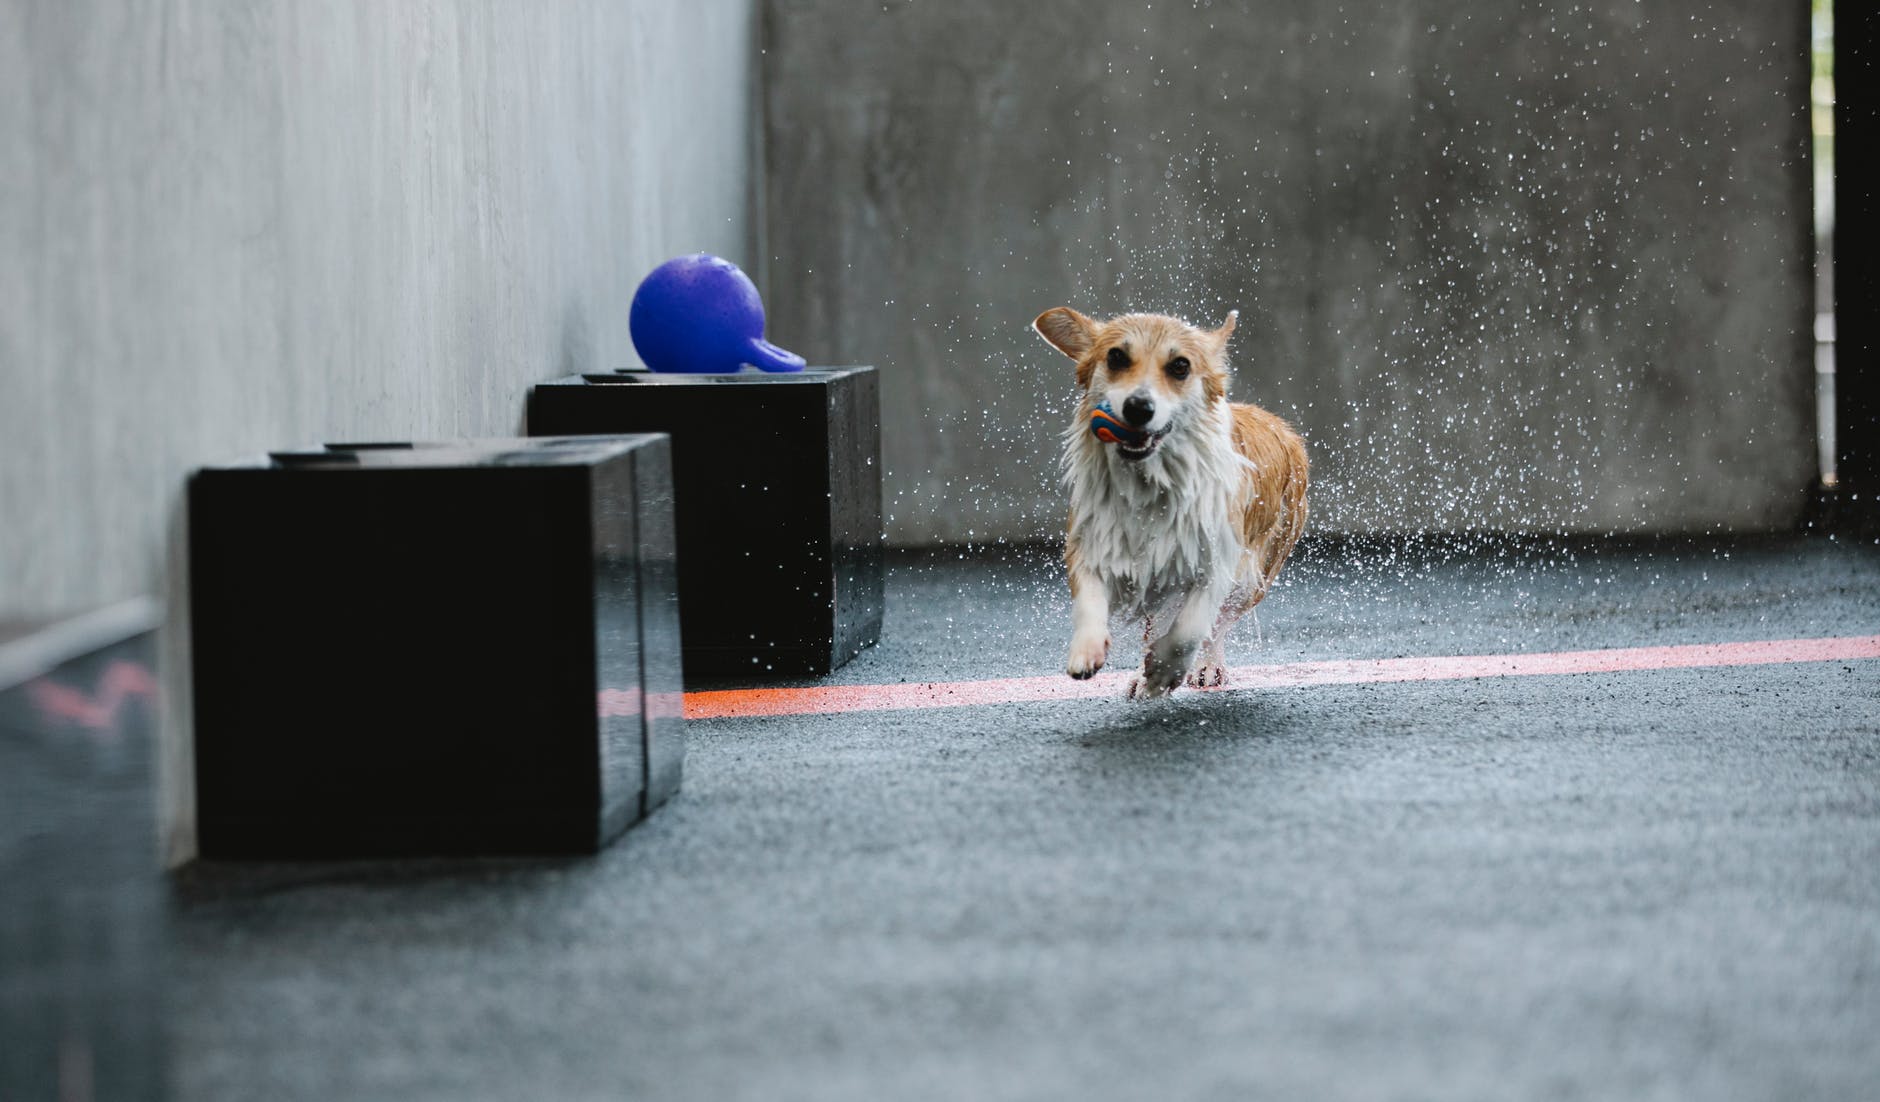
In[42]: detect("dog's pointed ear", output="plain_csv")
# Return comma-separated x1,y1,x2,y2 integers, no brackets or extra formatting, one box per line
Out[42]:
1033,307,1098,361
1208,310,1239,354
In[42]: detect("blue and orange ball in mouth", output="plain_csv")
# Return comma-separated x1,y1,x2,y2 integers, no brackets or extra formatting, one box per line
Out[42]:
1089,403,1160,459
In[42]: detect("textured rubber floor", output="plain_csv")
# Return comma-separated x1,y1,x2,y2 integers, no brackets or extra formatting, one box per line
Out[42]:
175,535,1880,1101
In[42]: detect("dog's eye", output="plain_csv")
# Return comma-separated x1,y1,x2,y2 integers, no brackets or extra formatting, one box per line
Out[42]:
1166,356,1191,380
1106,346,1131,370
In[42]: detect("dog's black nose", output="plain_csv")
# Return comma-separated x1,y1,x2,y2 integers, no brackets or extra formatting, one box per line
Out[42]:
1121,394,1155,427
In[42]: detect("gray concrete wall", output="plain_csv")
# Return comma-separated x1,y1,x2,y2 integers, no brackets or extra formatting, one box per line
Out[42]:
1,0,760,619
763,0,1815,543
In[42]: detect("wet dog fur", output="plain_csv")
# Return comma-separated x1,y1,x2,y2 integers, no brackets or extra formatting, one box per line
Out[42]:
1033,306,1308,697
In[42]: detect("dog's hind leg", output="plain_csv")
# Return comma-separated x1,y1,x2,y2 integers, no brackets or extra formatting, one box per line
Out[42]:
1187,605,1237,689
1188,554,1266,689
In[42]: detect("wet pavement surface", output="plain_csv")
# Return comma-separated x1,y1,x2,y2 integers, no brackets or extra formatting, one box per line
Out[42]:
174,535,1880,1101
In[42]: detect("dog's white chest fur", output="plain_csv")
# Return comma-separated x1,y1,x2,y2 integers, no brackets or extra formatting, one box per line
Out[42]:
1062,401,1245,615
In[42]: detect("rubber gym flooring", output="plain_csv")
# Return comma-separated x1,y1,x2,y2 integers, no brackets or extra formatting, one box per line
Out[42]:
174,534,1880,1101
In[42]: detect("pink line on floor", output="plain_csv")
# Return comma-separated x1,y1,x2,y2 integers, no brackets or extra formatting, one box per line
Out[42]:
682,634,1880,720
28,660,159,731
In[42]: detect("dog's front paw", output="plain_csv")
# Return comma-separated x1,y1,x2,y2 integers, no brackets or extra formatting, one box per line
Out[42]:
1133,635,1197,698
1128,653,1187,699
1126,670,1177,699
1066,632,1110,680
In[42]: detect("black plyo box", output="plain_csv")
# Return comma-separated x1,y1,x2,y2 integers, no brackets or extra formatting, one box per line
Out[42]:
187,437,683,859
527,368,883,677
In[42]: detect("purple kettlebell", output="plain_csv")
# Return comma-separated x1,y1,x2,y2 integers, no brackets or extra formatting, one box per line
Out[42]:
629,254,806,374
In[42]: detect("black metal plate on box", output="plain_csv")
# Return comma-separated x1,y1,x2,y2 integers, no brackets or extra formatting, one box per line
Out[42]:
0,602,166,1100
526,368,884,677
187,437,682,859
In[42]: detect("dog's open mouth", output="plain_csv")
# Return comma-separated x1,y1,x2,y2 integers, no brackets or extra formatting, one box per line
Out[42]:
1115,432,1165,461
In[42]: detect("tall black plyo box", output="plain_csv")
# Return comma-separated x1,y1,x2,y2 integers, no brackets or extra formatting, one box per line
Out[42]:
187,437,682,859
528,368,883,677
